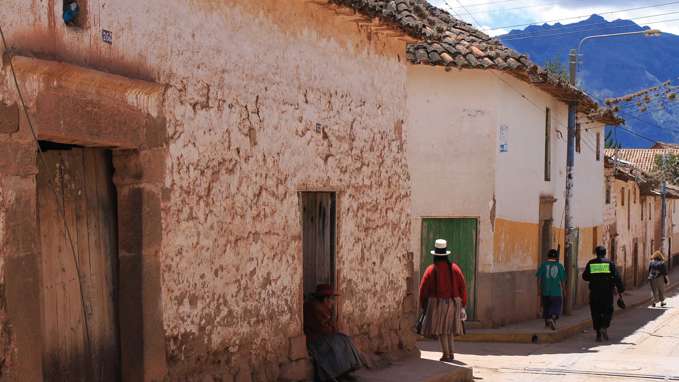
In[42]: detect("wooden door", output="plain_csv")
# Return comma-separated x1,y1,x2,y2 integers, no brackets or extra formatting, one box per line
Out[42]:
38,147,120,382
633,240,639,287
302,192,336,297
421,218,478,319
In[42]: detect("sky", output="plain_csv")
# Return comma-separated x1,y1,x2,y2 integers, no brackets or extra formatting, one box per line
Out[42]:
430,0,679,36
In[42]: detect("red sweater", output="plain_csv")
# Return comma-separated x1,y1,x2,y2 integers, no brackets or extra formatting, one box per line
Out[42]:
419,262,467,308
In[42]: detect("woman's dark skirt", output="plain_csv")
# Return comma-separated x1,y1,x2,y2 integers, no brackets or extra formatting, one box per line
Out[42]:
308,333,363,381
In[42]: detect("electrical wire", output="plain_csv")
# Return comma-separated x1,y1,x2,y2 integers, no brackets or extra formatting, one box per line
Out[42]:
448,0,536,10
485,0,679,31
0,24,93,363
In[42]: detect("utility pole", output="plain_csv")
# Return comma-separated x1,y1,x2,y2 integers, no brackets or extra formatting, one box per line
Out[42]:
660,152,668,256
563,49,578,315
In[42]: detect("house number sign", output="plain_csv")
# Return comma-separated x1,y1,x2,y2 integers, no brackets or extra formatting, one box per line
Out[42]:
102,29,113,44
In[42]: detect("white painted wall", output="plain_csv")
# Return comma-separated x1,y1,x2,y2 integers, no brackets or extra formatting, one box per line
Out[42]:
573,121,606,228
493,74,604,230
493,72,567,227
406,66,496,273
407,68,607,275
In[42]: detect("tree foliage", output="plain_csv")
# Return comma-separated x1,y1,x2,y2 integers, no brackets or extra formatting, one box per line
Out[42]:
544,56,569,82
604,129,621,149
654,153,679,184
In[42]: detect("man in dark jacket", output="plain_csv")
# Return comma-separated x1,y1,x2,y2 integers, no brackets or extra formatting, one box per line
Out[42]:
582,246,625,342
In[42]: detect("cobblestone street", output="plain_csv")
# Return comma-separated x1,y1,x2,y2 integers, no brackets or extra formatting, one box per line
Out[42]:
421,288,679,381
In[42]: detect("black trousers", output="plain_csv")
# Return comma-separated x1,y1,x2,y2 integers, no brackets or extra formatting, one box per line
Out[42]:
589,292,614,331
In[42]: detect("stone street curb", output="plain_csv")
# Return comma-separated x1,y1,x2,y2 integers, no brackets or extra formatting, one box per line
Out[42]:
454,279,679,344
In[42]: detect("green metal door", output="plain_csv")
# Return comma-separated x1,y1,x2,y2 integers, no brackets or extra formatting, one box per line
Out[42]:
421,218,478,319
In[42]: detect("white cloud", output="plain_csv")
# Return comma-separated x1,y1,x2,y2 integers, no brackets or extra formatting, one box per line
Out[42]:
430,0,679,36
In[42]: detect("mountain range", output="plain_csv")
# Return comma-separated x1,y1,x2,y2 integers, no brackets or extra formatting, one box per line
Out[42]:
499,15,679,148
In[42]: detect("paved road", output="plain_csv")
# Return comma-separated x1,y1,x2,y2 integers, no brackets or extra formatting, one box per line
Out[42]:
420,287,679,381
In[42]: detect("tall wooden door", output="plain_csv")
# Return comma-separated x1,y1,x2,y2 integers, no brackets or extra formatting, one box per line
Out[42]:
633,240,639,287
302,192,336,297
421,218,478,319
38,147,120,382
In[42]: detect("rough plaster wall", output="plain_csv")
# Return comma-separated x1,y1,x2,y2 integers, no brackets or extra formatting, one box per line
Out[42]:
153,2,412,375
1,0,414,378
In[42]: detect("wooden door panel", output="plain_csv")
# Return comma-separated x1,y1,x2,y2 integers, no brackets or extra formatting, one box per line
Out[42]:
302,193,336,296
38,148,119,382
421,218,478,319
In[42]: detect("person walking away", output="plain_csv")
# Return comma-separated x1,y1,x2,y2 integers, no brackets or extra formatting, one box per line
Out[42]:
648,251,669,307
536,249,566,330
304,284,363,382
582,246,624,342
419,239,467,362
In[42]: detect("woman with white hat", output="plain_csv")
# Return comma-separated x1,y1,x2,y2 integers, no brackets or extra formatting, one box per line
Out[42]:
418,239,468,361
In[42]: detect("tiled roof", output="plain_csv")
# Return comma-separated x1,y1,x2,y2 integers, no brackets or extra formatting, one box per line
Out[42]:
329,0,619,121
651,142,679,149
605,148,679,174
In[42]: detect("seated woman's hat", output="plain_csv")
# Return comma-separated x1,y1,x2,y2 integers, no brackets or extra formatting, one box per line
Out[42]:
431,239,451,256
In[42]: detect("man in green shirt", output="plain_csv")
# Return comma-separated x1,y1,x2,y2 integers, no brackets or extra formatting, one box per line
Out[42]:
536,249,566,330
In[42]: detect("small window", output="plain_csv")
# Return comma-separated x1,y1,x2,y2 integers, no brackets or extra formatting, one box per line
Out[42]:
621,188,625,206
596,133,601,161
575,124,581,153
544,108,551,181
633,188,637,204
605,181,611,204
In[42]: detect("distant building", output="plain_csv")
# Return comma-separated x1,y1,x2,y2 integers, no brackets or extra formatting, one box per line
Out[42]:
604,149,679,287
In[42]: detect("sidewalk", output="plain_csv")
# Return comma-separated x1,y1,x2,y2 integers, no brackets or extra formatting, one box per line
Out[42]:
355,356,473,382
455,267,679,344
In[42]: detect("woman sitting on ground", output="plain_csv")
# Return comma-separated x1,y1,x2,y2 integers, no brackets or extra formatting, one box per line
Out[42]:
304,284,363,382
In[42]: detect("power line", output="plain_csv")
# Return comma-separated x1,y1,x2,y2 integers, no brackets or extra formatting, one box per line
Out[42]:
447,0,609,157
617,126,660,143
448,0,533,11
484,0,679,31
500,11,679,41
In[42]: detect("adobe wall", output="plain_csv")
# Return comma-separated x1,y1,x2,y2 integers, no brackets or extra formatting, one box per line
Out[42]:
1,1,415,380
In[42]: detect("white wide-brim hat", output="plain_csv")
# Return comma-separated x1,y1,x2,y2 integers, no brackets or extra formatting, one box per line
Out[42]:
430,239,452,256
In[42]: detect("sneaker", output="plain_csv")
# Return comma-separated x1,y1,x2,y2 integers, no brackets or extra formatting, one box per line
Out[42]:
602,328,609,341
652,302,656,307
661,302,667,307
548,319,556,331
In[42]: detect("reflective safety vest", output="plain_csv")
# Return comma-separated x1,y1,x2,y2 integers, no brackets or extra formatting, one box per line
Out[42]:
589,263,611,274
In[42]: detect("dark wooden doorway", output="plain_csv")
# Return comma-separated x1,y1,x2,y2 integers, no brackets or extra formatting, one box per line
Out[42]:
301,192,337,297
37,145,120,382
633,240,639,287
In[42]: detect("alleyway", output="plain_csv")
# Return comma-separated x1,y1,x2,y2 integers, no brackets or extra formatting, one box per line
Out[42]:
421,288,679,381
